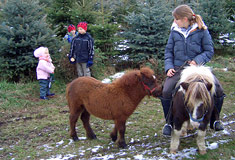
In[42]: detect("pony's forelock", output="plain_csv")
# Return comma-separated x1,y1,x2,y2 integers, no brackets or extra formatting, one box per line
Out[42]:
140,67,154,78
180,66,215,111
179,66,216,95
185,82,212,110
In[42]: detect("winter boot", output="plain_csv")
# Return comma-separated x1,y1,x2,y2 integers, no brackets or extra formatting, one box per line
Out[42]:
40,96,49,100
160,97,172,136
210,94,225,131
46,92,55,96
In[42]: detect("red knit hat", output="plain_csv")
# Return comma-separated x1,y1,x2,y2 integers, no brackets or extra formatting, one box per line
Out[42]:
77,22,87,31
67,24,76,32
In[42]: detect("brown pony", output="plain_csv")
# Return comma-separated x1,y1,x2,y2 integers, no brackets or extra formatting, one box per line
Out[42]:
170,65,216,155
66,67,162,148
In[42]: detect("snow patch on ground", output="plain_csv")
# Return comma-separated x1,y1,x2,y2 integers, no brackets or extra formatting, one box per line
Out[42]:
207,142,218,150
41,129,233,160
102,72,125,83
45,154,77,160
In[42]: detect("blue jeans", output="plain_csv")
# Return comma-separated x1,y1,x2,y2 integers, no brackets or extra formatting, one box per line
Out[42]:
39,79,49,97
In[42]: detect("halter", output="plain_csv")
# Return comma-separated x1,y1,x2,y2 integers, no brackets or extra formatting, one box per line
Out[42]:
185,106,208,122
141,81,158,95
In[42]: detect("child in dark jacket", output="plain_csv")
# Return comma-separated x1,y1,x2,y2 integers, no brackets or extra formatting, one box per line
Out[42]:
69,22,94,77
34,47,55,100
161,4,225,136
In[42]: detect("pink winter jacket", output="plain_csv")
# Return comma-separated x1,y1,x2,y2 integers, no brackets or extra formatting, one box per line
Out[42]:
36,58,55,80
34,47,55,80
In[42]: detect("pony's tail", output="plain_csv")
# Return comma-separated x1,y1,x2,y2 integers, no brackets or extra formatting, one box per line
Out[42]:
185,83,212,109
66,83,71,102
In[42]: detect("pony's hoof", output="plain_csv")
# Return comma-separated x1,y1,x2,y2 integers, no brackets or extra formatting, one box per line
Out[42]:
170,150,177,154
199,150,207,155
110,135,117,142
88,134,97,140
72,136,79,141
118,142,127,148
214,121,224,131
181,131,187,137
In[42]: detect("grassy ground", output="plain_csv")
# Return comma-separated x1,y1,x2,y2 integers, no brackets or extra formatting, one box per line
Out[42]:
0,56,234,160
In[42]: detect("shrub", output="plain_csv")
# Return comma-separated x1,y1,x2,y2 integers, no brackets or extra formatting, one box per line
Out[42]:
0,0,60,82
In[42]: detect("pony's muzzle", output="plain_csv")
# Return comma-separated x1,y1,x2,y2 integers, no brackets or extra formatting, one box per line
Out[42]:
190,121,200,129
152,85,163,97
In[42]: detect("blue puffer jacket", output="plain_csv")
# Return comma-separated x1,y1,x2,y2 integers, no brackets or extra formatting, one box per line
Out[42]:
70,32,94,63
164,23,214,73
64,32,78,43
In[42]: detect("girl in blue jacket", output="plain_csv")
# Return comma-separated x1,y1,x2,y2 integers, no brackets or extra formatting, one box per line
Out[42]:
161,4,225,136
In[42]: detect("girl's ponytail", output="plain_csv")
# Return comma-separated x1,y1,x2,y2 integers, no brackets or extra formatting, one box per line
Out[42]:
194,14,207,30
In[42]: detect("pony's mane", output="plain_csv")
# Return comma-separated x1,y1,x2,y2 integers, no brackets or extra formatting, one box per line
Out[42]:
113,67,154,87
113,70,140,87
179,65,216,95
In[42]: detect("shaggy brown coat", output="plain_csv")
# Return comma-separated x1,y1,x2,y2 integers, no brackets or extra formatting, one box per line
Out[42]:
66,67,162,148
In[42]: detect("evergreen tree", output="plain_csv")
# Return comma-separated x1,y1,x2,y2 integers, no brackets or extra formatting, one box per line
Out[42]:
70,0,97,24
121,0,173,63
0,0,60,82
225,0,235,22
102,0,139,25
47,0,75,37
225,0,235,42
194,0,234,48
89,23,120,53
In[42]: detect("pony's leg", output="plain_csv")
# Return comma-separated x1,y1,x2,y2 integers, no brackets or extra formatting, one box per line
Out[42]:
181,121,188,137
115,120,127,148
81,109,97,139
196,130,207,155
110,126,118,142
187,120,194,131
170,129,181,154
69,108,82,141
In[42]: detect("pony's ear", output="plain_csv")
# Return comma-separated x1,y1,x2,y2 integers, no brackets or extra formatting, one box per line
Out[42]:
206,82,212,91
136,72,141,78
180,82,189,91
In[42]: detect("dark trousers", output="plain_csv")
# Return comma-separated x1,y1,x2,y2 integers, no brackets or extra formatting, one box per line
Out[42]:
39,79,49,97
162,68,224,99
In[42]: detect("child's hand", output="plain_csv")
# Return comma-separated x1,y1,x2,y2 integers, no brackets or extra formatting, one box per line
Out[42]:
188,60,197,65
70,58,75,62
167,69,175,77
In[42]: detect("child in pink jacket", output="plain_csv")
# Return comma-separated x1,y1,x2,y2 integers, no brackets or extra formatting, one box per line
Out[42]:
34,47,55,100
